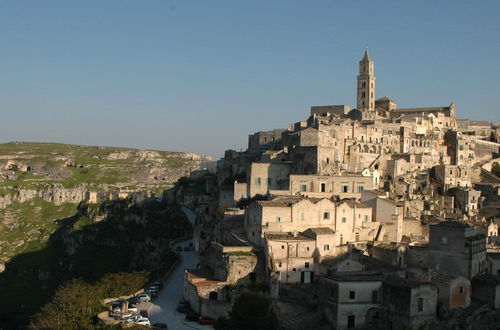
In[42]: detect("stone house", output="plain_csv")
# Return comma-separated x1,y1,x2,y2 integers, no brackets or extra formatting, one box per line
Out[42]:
264,232,317,284
247,128,286,154
323,271,383,330
471,275,500,309
247,162,291,197
431,272,471,318
451,187,481,216
486,252,500,276
288,173,374,199
428,220,487,279
244,196,374,247
184,243,258,318
433,164,473,191
382,276,438,330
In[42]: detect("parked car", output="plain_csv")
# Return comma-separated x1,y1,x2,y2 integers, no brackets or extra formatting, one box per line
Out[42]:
152,281,163,290
136,293,151,302
185,310,199,322
140,309,149,318
111,305,121,314
151,323,169,329
176,301,190,313
199,316,216,325
127,315,142,323
183,246,190,251
176,246,182,252
147,287,158,297
127,297,139,305
127,306,138,313
119,312,133,319
135,317,150,326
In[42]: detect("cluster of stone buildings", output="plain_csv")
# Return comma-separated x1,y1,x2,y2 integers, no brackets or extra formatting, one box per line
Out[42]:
178,50,500,329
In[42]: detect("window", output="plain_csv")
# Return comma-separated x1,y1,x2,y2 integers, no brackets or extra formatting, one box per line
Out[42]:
256,177,261,185
209,291,218,300
323,212,331,220
324,244,330,251
292,268,296,272
459,286,464,294
305,262,310,268
372,290,378,303
417,298,424,312
349,291,355,300
357,186,364,193
364,215,369,222
321,183,326,192
278,262,282,267
355,233,360,242
306,247,310,251
342,217,347,223
281,245,285,249
300,184,307,192
342,185,349,193
267,178,272,185
276,216,281,222
252,231,255,237
441,236,448,245
301,212,305,221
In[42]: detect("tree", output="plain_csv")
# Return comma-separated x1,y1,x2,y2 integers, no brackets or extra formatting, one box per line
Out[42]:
223,290,277,330
492,162,500,177
30,279,100,329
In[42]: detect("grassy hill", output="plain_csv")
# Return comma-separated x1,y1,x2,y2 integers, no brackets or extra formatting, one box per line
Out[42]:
0,142,209,192
0,141,209,267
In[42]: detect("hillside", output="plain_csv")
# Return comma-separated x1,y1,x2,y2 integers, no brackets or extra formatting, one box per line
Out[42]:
0,142,210,269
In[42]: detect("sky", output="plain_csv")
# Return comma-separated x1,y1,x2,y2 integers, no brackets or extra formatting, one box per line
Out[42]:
0,1,499,158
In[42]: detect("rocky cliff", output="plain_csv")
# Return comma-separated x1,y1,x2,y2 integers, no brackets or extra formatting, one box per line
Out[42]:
0,142,211,268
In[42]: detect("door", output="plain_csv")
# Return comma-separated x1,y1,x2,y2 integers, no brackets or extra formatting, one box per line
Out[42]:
301,271,313,283
347,315,355,328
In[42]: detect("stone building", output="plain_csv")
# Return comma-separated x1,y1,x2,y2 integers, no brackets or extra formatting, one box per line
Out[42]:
431,272,471,318
288,173,374,199
264,232,317,284
324,271,383,329
382,276,438,330
184,242,258,318
244,196,374,247
428,220,487,279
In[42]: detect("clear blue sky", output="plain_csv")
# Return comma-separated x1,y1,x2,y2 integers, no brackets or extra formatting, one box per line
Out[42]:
0,0,498,157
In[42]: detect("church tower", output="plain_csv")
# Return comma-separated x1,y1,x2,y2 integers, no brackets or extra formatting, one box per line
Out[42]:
357,48,376,112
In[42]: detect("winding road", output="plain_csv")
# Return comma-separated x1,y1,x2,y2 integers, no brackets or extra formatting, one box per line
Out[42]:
139,207,212,329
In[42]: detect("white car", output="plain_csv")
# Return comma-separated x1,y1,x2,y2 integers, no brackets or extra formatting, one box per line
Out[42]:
127,306,138,313
136,293,151,302
127,315,142,323
135,317,150,326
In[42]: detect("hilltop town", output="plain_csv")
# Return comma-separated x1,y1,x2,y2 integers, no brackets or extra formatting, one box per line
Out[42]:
176,50,500,329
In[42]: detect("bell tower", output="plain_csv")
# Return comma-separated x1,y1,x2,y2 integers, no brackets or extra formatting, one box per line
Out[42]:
357,48,376,111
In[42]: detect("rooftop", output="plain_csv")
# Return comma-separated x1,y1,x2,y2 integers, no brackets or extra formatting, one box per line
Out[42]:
325,271,383,282
265,232,314,241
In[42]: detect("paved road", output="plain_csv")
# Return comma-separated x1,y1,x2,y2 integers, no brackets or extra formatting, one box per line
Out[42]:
140,207,212,330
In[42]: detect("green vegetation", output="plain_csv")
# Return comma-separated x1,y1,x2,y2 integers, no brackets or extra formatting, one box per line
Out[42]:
215,290,277,330
0,198,77,262
30,272,148,329
0,198,193,328
492,162,500,177
0,141,200,189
